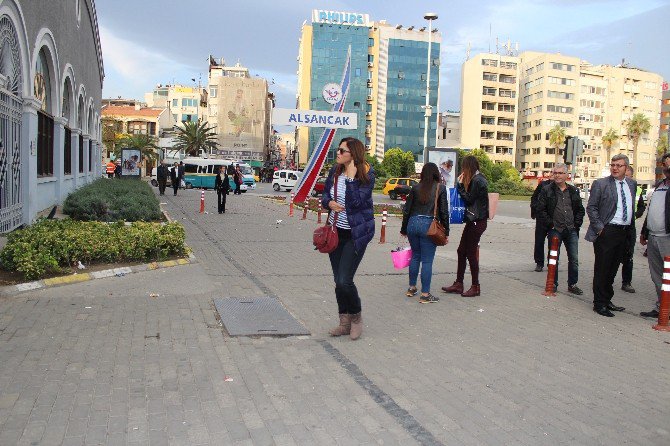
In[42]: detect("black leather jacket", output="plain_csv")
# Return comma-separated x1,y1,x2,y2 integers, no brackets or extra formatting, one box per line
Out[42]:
536,182,585,230
401,183,450,236
457,173,489,222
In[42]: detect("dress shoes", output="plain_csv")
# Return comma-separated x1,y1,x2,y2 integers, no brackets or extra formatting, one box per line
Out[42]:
442,281,463,294
593,307,615,317
621,283,636,293
534,264,543,272
640,309,659,318
568,285,583,295
606,303,625,312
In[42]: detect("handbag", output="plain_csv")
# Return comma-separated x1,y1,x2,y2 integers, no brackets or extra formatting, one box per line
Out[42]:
449,187,464,224
312,176,339,254
426,184,448,246
391,244,412,269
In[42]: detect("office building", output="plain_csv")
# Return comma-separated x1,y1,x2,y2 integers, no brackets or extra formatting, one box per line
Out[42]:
296,10,440,164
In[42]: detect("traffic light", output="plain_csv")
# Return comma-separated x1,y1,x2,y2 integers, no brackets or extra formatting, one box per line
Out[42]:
563,136,574,164
574,138,584,160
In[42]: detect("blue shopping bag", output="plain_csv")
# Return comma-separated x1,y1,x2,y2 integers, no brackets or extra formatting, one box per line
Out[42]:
449,187,464,224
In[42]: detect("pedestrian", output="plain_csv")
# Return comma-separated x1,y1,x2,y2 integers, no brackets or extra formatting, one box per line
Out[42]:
106,160,116,179
214,166,230,213
442,155,489,297
170,162,181,196
639,153,670,318
114,160,121,178
322,137,375,340
400,162,449,303
233,164,242,195
178,161,185,189
618,165,647,293
530,176,553,271
536,163,585,294
156,160,169,196
585,154,637,317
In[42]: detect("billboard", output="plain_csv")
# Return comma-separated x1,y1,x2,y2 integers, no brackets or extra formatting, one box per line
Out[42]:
121,149,141,177
424,147,458,189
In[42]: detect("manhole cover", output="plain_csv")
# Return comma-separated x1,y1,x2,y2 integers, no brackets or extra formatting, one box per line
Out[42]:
214,297,310,336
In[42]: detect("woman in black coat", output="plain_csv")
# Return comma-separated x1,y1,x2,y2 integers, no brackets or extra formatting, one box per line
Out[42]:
214,166,230,213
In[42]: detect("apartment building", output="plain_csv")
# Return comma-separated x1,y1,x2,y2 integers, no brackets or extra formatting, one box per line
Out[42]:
662,87,670,143
437,111,461,147
144,84,204,127
460,53,519,163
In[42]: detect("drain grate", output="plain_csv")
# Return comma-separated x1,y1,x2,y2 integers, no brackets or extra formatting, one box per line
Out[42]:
213,297,310,336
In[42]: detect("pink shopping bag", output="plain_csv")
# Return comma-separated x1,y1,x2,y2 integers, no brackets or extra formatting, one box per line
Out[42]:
391,246,412,269
488,193,499,220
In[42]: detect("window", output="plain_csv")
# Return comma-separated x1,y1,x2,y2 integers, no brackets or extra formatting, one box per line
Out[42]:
483,87,496,96
532,148,541,155
37,111,54,177
481,116,495,125
181,114,197,122
368,38,374,47
548,105,574,114
549,76,576,86
499,89,515,98
398,71,405,79
548,90,574,100
547,119,573,128
172,99,178,107
353,101,361,109
482,102,495,110
526,67,534,76
481,131,494,139
497,132,513,141
209,87,217,98
532,162,540,168
551,62,575,72
521,135,531,142
536,62,544,71
355,68,361,77
181,98,197,107
498,104,515,112
420,73,426,81
64,126,72,175
498,118,514,126
544,162,555,169
88,140,92,172
500,61,517,69
79,133,84,173
482,59,498,67
483,72,498,82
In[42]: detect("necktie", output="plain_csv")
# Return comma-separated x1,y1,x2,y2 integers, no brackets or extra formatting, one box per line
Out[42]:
620,181,628,222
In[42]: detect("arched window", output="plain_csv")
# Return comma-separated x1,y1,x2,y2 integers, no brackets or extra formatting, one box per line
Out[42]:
77,96,84,173
62,79,73,175
36,48,54,177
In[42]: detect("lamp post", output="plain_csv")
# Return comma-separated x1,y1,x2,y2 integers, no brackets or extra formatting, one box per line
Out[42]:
423,13,438,161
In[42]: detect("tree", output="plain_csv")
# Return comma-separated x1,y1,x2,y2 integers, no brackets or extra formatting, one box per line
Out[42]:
601,128,619,164
381,148,415,177
656,134,668,157
626,113,651,173
172,120,219,157
114,133,160,174
463,148,495,181
548,124,567,164
365,153,385,177
101,116,123,158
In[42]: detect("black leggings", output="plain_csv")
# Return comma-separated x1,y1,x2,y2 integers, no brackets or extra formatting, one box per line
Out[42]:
328,228,366,314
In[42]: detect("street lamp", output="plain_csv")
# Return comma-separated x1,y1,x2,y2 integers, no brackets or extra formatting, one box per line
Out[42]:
423,13,438,161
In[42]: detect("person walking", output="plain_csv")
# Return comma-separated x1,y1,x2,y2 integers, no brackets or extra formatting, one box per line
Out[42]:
530,176,553,271
400,163,449,303
156,160,169,196
618,165,647,293
639,153,670,318
442,155,489,297
233,164,243,195
178,161,185,189
114,160,121,178
585,154,637,317
214,166,230,213
106,160,116,179
321,137,375,340
536,163,585,295
170,162,181,196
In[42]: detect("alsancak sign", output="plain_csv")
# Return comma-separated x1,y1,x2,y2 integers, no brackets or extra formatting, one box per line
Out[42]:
312,10,369,26
272,108,357,130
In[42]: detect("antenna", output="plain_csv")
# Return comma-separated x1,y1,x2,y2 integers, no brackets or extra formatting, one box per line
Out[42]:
488,23,491,53
466,42,471,60
495,36,499,54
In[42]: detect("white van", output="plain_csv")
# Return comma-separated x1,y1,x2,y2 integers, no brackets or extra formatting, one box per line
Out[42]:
272,170,302,191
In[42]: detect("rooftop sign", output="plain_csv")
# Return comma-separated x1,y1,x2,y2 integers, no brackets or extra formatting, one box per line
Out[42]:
312,10,369,27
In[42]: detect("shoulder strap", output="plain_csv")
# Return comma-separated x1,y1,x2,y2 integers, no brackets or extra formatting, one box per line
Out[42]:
330,175,339,225
433,184,439,219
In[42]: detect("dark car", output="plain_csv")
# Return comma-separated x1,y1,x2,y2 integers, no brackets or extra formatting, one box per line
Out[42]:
390,184,411,200
311,176,327,197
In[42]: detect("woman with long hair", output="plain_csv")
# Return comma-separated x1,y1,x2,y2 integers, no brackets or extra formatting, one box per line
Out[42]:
400,163,449,303
321,137,375,340
442,155,489,297
214,166,230,213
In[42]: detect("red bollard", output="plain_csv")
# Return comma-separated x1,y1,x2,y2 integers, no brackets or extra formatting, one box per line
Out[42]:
199,190,205,214
542,236,560,297
317,207,322,224
301,201,308,220
653,256,670,332
378,206,388,244
289,192,294,217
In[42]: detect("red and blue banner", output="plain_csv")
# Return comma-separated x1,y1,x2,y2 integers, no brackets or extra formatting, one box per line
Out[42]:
292,47,352,203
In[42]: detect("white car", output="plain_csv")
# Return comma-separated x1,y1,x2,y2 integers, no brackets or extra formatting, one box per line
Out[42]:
272,170,302,191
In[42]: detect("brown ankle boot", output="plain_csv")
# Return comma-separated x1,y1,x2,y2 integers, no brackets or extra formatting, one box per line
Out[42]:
441,281,464,294
461,284,480,297
349,312,362,340
328,314,351,336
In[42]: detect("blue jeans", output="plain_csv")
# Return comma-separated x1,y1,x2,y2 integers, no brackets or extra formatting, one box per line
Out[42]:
547,228,579,287
329,228,366,314
407,216,437,293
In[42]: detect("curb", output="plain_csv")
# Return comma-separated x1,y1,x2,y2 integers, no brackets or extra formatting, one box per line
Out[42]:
0,254,198,297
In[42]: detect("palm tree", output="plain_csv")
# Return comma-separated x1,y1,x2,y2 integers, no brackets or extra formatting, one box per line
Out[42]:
626,113,651,175
548,124,567,164
601,128,619,165
172,120,219,157
114,133,160,175
656,134,668,158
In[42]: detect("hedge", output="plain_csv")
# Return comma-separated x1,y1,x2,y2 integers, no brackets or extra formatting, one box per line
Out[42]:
0,219,187,280
63,179,162,221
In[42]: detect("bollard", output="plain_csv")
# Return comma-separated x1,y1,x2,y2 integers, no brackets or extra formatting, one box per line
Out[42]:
378,206,388,244
542,236,560,297
653,256,670,332
301,201,308,220
199,190,205,214
289,192,294,217
317,207,322,224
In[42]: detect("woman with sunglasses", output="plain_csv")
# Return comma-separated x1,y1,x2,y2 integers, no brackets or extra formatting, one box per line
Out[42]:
321,137,375,340
400,162,449,303
442,155,489,297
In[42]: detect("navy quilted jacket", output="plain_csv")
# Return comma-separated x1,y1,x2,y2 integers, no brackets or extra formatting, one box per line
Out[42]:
321,165,376,254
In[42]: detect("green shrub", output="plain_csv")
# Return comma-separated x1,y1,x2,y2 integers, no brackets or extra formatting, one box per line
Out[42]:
490,178,533,196
0,219,187,280
63,179,162,221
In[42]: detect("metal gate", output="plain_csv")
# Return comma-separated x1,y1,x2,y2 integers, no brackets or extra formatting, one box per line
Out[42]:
0,15,23,233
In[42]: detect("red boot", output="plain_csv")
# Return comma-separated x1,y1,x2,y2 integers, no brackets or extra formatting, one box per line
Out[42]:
461,285,480,297
441,281,464,294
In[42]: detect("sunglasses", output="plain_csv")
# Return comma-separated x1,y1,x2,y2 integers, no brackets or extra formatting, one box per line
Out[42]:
337,148,350,154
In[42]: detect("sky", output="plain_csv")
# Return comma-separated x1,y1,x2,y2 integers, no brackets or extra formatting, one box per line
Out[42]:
96,0,670,113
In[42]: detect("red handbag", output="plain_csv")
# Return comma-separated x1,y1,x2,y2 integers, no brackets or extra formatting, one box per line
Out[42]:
313,176,339,253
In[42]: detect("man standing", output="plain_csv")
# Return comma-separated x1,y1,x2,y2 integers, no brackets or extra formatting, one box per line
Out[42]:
530,176,553,271
178,161,185,189
618,165,647,293
106,160,116,178
156,160,168,196
585,154,637,317
639,153,670,318
536,163,585,294
233,164,243,195
170,162,181,196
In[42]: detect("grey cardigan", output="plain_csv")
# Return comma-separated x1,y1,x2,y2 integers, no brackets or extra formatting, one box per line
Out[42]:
585,175,637,242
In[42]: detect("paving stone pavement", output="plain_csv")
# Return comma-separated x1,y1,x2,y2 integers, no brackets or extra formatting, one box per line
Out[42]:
0,188,668,445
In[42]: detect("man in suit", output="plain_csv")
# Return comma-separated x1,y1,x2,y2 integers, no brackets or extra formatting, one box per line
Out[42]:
585,154,637,317
530,176,553,271
170,162,181,196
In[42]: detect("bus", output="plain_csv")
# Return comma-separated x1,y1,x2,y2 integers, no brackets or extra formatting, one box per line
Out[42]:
181,158,256,191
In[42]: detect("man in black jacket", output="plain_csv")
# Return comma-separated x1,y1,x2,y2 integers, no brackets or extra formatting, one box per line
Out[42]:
530,177,552,271
156,160,168,196
536,163,585,294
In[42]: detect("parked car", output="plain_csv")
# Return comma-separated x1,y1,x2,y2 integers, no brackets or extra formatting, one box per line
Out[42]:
272,170,302,191
311,176,327,197
382,178,418,199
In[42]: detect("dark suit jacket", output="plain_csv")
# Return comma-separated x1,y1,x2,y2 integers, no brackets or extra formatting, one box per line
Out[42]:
585,175,637,242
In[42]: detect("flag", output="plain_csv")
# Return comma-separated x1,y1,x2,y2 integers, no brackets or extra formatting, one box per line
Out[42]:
292,46,352,203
